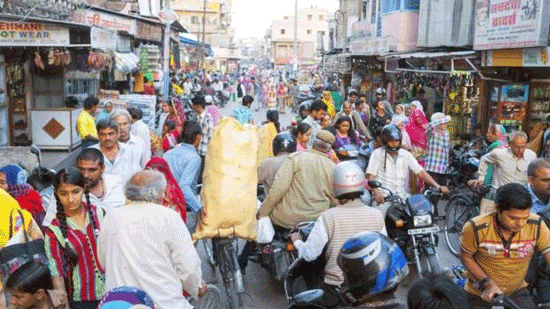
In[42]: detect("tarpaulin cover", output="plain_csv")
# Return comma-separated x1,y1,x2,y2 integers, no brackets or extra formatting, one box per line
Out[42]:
193,117,259,241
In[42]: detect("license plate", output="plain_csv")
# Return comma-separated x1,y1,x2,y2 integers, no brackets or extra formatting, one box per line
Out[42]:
408,226,440,235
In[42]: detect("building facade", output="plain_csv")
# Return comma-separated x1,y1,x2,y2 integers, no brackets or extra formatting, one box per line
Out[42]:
268,6,330,69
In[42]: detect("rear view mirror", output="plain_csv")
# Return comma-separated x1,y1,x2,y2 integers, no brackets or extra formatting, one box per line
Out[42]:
368,180,382,189
30,145,40,156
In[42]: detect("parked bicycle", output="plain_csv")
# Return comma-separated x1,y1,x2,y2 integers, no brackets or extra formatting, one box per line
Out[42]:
444,185,491,256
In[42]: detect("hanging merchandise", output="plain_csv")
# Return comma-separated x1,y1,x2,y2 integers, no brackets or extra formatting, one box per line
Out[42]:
33,49,72,72
87,50,114,72
139,45,150,74
114,52,140,74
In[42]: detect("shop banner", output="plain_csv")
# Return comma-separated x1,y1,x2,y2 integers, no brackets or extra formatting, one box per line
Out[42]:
71,9,136,35
483,47,550,66
474,0,550,50
136,21,162,42
0,21,69,46
91,26,117,50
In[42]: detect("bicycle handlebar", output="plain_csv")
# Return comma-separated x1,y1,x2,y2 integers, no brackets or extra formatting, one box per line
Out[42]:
492,294,522,309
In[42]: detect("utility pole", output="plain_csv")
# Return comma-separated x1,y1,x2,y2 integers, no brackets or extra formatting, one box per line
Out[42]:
201,0,207,70
293,0,298,73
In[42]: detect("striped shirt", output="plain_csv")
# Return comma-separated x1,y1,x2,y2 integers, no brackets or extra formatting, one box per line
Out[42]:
424,124,450,174
44,204,105,302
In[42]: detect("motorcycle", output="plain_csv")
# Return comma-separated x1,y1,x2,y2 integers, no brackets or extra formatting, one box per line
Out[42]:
26,145,56,208
216,90,230,107
368,180,443,277
284,258,331,309
491,294,550,309
335,144,370,171
446,136,485,190
248,221,315,282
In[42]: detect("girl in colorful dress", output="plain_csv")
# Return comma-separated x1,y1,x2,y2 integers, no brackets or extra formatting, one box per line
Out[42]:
44,168,105,309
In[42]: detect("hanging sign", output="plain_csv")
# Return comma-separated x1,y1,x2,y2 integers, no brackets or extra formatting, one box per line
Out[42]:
71,9,136,35
474,0,550,50
0,21,69,46
91,26,117,50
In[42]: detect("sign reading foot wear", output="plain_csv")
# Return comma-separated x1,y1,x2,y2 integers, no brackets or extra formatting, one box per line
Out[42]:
0,21,69,46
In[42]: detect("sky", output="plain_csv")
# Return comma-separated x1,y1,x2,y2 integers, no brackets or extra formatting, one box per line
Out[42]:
232,0,339,39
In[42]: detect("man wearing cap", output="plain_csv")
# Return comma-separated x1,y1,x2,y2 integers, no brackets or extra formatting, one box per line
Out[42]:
259,130,338,230
425,112,452,185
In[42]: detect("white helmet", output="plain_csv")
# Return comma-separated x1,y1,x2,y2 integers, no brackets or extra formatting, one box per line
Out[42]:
333,162,366,199
205,95,213,104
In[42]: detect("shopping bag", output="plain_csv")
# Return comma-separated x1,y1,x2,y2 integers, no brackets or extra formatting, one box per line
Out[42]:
256,217,275,244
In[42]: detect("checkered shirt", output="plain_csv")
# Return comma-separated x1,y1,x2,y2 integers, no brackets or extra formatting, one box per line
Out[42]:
197,110,214,156
424,124,450,174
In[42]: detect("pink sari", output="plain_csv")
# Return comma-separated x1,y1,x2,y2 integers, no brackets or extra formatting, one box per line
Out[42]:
405,109,428,150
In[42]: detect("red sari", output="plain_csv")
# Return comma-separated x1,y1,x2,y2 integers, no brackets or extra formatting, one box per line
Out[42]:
145,157,187,222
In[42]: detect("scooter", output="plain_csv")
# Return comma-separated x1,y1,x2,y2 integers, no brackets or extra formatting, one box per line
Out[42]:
26,145,56,207
369,180,443,277
335,144,370,171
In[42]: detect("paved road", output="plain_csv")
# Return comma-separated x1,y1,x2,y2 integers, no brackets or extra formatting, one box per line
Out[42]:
195,99,461,308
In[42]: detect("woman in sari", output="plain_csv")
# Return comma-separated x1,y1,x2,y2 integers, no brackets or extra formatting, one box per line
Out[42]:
167,97,187,135
404,100,428,193
322,90,336,118
145,157,187,223
0,165,44,227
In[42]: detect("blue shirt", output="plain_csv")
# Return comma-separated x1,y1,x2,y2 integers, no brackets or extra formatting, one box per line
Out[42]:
528,184,550,214
164,143,202,212
232,106,254,125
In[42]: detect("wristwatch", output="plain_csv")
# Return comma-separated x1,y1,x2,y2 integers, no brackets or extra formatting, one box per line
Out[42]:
474,277,490,291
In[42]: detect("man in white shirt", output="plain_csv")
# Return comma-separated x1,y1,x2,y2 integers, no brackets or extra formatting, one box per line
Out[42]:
92,118,141,183
470,131,536,188
42,147,125,226
469,131,536,214
112,109,150,168
366,125,448,216
128,106,152,156
98,170,207,309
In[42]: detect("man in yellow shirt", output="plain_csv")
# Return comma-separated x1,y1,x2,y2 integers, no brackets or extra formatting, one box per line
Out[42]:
77,96,99,148
460,183,550,308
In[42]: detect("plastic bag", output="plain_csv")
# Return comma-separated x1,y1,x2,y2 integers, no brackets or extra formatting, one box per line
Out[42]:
256,216,275,244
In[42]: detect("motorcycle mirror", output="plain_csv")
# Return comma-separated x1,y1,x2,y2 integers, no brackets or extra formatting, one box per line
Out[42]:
368,180,382,189
30,145,41,165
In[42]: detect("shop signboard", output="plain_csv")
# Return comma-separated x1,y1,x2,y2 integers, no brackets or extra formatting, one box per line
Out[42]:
136,20,162,42
0,21,69,46
483,47,550,66
91,26,117,50
474,0,550,50
71,9,136,35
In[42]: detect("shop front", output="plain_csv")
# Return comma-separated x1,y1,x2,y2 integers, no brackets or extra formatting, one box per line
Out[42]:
0,17,91,149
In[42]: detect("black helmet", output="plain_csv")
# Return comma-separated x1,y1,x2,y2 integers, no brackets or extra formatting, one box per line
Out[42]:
338,231,409,306
299,101,311,117
272,132,297,156
381,124,402,153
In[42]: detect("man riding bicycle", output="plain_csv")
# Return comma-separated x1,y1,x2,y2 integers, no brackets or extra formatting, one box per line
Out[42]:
366,125,449,216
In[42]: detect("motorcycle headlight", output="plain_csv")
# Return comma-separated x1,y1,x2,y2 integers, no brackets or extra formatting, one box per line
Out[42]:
413,214,432,227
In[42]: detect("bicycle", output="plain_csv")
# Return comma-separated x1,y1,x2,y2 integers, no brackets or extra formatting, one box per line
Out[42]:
210,237,254,309
444,185,491,256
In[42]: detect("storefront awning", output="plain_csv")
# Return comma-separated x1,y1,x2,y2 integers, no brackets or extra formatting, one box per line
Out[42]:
180,33,199,45
114,52,140,73
382,50,478,60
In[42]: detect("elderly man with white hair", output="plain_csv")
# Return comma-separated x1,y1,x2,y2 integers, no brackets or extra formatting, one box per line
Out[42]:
469,131,537,214
98,170,206,309
112,109,150,168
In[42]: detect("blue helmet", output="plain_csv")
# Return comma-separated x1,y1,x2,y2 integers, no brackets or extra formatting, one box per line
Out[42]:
98,286,155,309
338,231,409,306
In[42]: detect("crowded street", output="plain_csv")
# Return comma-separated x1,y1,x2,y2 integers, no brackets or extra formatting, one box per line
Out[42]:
2,0,550,309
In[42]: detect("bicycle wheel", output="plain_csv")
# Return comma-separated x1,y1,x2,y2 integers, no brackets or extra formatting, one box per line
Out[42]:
215,240,241,309
196,284,222,309
445,195,478,257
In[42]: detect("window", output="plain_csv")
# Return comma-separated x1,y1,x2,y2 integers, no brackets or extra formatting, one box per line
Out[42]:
371,0,377,23
307,29,312,34
321,31,325,35
319,15,324,21
307,15,312,21
281,29,286,34
191,16,199,24
284,16,289,20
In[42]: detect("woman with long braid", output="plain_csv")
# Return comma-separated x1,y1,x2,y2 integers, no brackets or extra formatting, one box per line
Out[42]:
44,168,105,309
